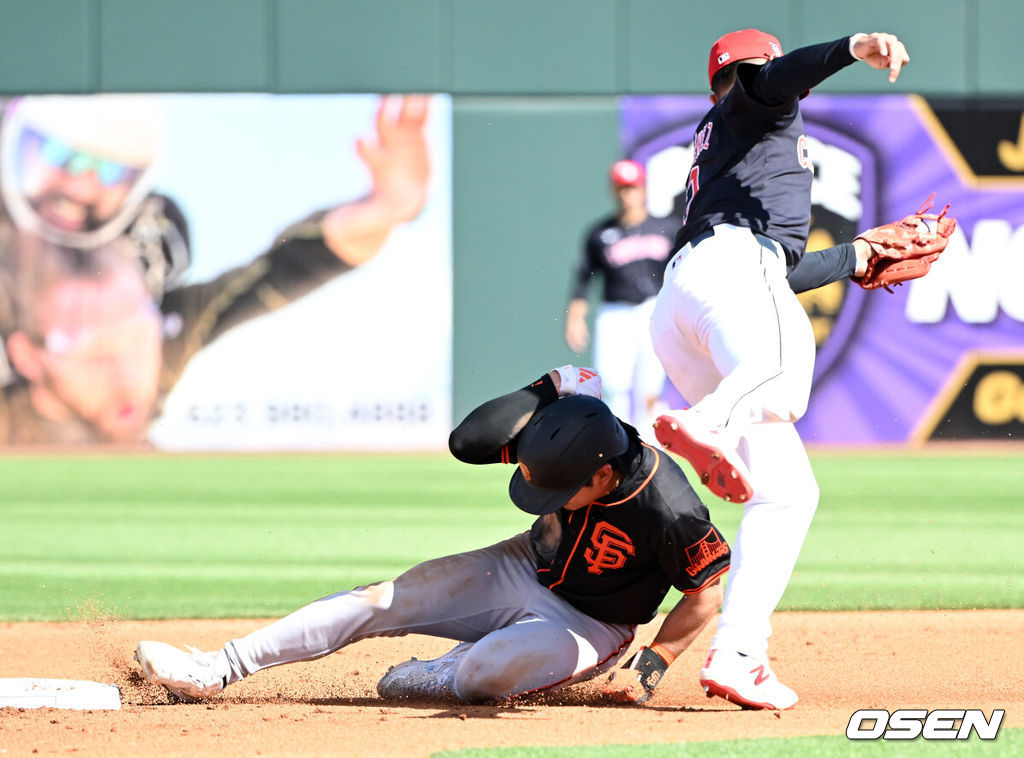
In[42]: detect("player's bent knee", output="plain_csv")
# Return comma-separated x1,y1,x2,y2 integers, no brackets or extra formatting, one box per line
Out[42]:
751,473,818,515
789,479,820,526
452,661,517,703
759,387,809,424
348,580,395,610
800,481,820,513
451,643,554,703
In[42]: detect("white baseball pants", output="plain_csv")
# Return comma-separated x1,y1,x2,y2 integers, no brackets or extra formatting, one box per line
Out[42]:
649,224,819,657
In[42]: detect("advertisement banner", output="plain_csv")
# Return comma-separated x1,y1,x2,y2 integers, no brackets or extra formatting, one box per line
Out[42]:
621,95,1024,444
0,94,452,450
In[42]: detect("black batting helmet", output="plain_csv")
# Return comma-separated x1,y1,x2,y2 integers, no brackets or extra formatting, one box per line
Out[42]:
508,395,628,516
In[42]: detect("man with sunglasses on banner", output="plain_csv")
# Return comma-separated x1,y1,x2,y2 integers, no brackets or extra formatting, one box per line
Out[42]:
0,96,190,384
0,94,431,445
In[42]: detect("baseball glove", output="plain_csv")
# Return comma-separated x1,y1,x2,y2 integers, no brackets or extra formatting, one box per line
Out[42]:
852,193,956,292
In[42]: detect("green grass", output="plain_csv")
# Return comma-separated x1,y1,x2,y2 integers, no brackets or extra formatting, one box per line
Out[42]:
0,454,526,620
762,453,1024,610
0,451,1022,621
432,728,1024,757
2,452,1020,757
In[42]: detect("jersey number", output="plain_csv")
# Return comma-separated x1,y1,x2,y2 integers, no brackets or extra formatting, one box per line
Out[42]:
683,166,699,223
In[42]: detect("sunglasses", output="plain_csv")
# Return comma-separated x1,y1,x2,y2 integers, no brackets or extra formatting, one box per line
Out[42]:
27,128,143,187
41,300,162,357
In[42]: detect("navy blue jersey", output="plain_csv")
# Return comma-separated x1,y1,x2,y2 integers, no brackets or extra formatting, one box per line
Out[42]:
573,214,681,304
676,37,858,269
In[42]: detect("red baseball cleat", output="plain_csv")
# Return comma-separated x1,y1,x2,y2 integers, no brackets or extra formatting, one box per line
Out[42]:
653,410,753,503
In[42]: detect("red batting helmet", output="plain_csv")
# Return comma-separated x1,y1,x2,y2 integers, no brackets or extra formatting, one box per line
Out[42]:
609,159,646,187
707,29,783,88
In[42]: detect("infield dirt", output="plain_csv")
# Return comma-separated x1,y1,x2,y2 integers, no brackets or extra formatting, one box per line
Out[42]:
1,610,1020,756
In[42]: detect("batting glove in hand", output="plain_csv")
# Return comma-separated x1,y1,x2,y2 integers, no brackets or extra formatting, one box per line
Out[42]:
603,644,674,704
853,193,956,292
552,365,602,399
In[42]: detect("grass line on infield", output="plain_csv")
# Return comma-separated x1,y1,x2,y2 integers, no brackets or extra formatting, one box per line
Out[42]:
430,727,1023,757
0,452,1022,621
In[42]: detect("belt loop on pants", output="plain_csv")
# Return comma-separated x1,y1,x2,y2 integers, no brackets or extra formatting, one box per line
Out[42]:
690,228,715,248
754,233,781,260
670,226,715,270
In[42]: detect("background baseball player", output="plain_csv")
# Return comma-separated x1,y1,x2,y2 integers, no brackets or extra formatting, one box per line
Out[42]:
135,365,729,706
565,160,680,432
648,29,914,710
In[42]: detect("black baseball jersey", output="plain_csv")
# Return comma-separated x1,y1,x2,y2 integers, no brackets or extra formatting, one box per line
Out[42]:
676,37,858,269
530,430,729,625
448,374,730,627
573,214,681,305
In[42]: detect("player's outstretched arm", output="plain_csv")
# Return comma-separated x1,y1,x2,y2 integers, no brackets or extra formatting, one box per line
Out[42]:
320,94,431,266
449,367,603,464
788,194,955,294
850,32,910,83
786,239,878,293
604,578,723,704
448,373,559,464
850,196,955,291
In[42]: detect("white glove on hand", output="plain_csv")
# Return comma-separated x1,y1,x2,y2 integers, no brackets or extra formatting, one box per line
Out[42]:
552,365,602,399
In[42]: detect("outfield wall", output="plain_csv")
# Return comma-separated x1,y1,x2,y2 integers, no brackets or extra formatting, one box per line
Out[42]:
1,0,1022,445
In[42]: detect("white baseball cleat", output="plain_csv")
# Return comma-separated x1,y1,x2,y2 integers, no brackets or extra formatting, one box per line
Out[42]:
699,648,797,710
653,410,753,503
134,641,226,702
376,641,473,700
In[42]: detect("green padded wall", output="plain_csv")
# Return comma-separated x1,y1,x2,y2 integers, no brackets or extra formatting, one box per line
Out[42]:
0,0,1019,423
276,0,451,93
0,0,97,93
1,1,1015,96
452,98,619,418
977,0,1021,94
99,0,273,92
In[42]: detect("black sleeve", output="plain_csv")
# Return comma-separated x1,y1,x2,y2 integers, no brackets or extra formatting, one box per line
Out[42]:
658,519,731,595
163,220,352,346
787,242,857,293
448,374,560,464
742,37,857,106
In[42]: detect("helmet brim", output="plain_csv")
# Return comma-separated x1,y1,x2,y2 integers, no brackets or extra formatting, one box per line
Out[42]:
508,467,591,516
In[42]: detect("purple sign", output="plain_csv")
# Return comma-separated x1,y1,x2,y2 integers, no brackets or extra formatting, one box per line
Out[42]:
621,95,1024,444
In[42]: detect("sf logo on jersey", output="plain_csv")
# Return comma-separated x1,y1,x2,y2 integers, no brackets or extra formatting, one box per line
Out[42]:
584,522,635,575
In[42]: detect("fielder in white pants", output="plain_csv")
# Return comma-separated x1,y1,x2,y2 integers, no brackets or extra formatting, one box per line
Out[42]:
650,224,820,709
646,25,910,709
